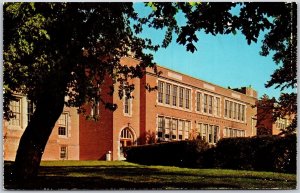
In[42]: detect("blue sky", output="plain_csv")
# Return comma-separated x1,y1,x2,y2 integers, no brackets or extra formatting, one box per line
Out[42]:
133,3,295,99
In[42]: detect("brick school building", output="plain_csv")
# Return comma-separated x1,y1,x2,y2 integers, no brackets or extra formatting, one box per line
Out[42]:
3,57,258,161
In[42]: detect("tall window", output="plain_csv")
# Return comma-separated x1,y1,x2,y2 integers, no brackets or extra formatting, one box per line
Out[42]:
165,83,171,105
196,92,201,112
58,113,68,137
178,120,184,140
241,105,245,121
208,95,213,114
60,146,68,159
157,116,164,138
179,87,184,108
165,117,171,140
158,81,164,103
172,119,178,140
229,101,233,118
208,125,213,143
238,104,241,120
216,97,220,116
197,123,202,137
203,94,208,113
9,98,21,126
91,100,99,116
213,126,219,143
185,89,191,109
225,100,228,117
172,85,178,106
27,100,35,124
202,124,208,142
184,121,190,140
124,95,131,116
233,103,237,119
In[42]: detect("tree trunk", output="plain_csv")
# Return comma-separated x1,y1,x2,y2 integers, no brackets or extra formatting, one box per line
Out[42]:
14,90,65,181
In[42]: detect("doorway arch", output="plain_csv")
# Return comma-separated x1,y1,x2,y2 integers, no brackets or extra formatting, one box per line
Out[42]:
119,127,136,160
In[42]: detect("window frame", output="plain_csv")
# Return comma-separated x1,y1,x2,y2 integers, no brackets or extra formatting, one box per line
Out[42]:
58,113,68,137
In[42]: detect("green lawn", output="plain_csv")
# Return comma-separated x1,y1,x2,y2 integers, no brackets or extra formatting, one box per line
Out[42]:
4,161,296,190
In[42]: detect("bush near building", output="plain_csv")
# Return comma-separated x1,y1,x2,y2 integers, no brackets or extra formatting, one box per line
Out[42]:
125,134,296,173
124,139,210,168
214,134,296,173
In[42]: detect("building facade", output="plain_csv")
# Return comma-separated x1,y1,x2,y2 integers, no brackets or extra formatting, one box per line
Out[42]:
256,102,294,136
3,57,258,161
3,95,80,161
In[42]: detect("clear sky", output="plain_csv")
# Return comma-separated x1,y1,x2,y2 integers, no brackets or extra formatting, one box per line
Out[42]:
133,3,295,99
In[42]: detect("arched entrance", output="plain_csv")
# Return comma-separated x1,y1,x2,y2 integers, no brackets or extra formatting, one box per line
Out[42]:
119,127,135,160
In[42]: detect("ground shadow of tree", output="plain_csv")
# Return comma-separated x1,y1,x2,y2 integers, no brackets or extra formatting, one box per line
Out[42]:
4,161,241,190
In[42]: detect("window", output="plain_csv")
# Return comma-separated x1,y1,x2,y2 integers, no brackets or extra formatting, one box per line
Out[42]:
233,129,237,137
172,119,178,140
123,86,132,116
197,123,202,138
203,94,208,113
178,120,184,140
233,103,236,119
241,130,245,137
196,92,201,112
121,128,133,139
225,100,228,117
223,127,227,138
208,95,213,114
208,125,213,143
165,83,171,105
9,98,22,126
241,105,245,121
124,95,132,115
27,100,35,124
165,117,171,140
60,146,68,159
58,113,68,137
213,126,219,143
224,100,246,122
157,116,164,138
184,121,190,140
172,85,178,106
216,97,220,116
91,100,99,116
158,81,164,103
157,115,191,141
179,87,184,107
185,89,191,109
202,124,208,142
226,127,245,138
229,101,233,118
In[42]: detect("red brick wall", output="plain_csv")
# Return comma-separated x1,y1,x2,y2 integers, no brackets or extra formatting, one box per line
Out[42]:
4,103,80,161
79,75,114,160
111,57,142,160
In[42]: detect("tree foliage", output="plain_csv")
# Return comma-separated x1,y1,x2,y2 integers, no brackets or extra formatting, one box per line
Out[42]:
3,2,297,179
4,2,158,120
137,2,297,132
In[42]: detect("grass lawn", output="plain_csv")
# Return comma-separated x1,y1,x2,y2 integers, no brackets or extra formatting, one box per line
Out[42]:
4,161,296,190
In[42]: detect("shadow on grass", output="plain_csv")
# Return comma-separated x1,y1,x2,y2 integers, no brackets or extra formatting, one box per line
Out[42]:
4,161,240,190
4,161,296,190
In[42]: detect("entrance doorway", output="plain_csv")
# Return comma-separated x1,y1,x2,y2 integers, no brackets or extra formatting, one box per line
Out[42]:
120,128,134,159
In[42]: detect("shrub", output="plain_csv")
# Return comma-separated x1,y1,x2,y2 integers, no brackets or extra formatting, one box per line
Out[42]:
213,134,296,173
124,139,210,168
125,135,296,173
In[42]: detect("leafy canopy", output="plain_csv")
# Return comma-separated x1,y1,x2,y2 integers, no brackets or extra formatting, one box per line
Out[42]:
4,2,297,127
